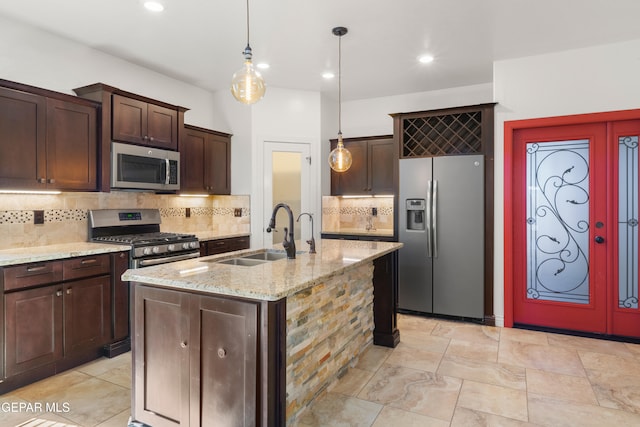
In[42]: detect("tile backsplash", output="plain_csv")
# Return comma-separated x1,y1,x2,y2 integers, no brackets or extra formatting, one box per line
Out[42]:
321,196,394,233
0,192,250,250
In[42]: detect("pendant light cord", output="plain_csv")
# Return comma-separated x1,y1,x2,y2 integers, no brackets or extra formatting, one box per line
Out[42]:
246,0,251,47
338,33,342,137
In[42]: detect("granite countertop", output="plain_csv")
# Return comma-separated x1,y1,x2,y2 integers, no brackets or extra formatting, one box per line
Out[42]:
321,228,395,238
0,242,131,267
193,232,250,242
123,239,402,301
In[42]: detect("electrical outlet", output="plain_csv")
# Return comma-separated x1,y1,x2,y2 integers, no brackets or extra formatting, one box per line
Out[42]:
34,210,44,224
371,207,378,217
185,207,191,218
234,208,242,217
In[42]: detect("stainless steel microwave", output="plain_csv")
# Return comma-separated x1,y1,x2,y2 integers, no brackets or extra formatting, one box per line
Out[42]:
111,142,180,191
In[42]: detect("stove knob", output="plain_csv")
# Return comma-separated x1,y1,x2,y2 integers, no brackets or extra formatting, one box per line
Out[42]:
168,244,176,252
152,246,160,254
182,243,190,250
189,242,199,249
143,247,152,256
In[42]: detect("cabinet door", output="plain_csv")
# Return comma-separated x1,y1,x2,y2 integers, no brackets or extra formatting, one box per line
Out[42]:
45,99,98,190
331,139,368,195
190,295,258,427
0,87,46,189
181,127,207,193
147,103,178,150
206,134,231,195
5,286,63,377
63,275,111,356
133,285,190,427
368,138,395,194
112,94,148,145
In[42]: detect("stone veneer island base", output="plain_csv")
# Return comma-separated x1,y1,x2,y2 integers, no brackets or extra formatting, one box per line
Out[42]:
123,239,401,426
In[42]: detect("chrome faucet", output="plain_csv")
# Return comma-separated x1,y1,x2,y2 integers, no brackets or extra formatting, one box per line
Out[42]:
266,203,296,259
296,212,316,254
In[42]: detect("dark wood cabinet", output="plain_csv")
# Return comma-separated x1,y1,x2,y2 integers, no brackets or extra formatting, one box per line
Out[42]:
330,135,396,195
132,285,275,427
73,83,188,191
0,81,98,191
4,285,63,377
112,94,178,150
181,125,231,195
200,236,250,257
1,254,113,392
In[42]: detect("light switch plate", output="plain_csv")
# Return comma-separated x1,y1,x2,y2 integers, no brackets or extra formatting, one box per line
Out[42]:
234,208,242,217
34,210,44,224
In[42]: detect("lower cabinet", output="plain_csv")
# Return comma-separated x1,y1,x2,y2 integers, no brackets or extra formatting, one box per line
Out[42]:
4,275,110,377
132,284,285,427
1,254,112,392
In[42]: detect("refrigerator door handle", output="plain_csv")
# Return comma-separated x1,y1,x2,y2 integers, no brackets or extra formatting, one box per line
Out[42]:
426,180,433,258
432,180,438,258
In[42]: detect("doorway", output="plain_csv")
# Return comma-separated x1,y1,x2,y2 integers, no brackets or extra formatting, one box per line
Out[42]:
504,110,640,338
262,142,312,248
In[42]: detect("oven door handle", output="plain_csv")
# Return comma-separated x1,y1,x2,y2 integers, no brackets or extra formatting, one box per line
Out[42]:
137,252,200,267
165,158,170,185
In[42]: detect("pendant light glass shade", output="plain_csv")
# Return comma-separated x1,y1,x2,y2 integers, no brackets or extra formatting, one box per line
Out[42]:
328,26,351,173
231,0,265,105
231,45,266,104
328,133,352,172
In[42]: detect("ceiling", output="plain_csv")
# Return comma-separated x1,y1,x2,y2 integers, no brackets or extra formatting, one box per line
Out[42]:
2,0,640,101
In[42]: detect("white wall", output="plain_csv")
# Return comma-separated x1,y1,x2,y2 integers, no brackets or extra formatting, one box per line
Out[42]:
250,87,322,248
493,39,640,326
0,15,225,131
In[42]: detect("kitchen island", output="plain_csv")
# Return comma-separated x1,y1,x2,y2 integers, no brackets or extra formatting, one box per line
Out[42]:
123,238,401,426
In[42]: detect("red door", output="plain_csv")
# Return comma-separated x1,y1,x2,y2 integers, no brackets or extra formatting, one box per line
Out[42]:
506,113,640,338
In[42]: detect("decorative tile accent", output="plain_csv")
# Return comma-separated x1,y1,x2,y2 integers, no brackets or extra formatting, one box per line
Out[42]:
45,209,87,222
0,210,33,224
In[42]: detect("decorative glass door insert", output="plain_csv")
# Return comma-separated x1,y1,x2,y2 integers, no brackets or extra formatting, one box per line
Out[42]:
526,140,590,304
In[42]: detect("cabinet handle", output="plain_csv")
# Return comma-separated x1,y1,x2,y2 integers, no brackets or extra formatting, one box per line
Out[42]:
38,178,46,184
180,341,187,348
26,265,47,273
143,135,149,141
81,258,98,265
119,252,126,259
56,290,62,297
217,348,227,358
48,178,55,184
149,136,155,142
66,288,72,295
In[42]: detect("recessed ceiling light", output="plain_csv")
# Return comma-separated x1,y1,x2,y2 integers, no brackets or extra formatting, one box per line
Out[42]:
418,54,434,64
257,63,270,70
144,1,164,12
322,72,335,79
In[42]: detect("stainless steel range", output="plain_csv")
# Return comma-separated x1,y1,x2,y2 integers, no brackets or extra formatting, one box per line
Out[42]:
89,209,200,268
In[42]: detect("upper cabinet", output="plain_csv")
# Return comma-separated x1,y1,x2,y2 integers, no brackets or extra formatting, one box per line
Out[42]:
330,136,396,196
73,83,188,191
112,94,178,150
181,125,231,195
0,81,98,191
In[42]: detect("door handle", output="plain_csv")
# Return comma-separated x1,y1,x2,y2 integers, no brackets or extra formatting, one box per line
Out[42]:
594,236,605,244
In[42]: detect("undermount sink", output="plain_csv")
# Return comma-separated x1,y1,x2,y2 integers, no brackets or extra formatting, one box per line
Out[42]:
201,249,291,267
241,251,289,261
216,257,268,267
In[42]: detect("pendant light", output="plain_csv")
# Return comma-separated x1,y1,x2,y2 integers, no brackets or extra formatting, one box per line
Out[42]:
231,0,266,104
328,26,352,172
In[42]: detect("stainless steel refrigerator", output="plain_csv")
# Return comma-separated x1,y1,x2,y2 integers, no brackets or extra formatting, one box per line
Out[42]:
398,155,484,318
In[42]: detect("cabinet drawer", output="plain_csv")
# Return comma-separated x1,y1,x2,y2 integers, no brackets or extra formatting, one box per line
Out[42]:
3,261,63,291
63,254,110,281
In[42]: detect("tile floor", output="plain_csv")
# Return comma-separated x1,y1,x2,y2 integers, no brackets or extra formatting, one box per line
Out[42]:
2,314,640,426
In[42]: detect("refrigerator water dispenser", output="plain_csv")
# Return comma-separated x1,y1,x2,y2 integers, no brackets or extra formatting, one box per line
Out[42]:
406,199,426,230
